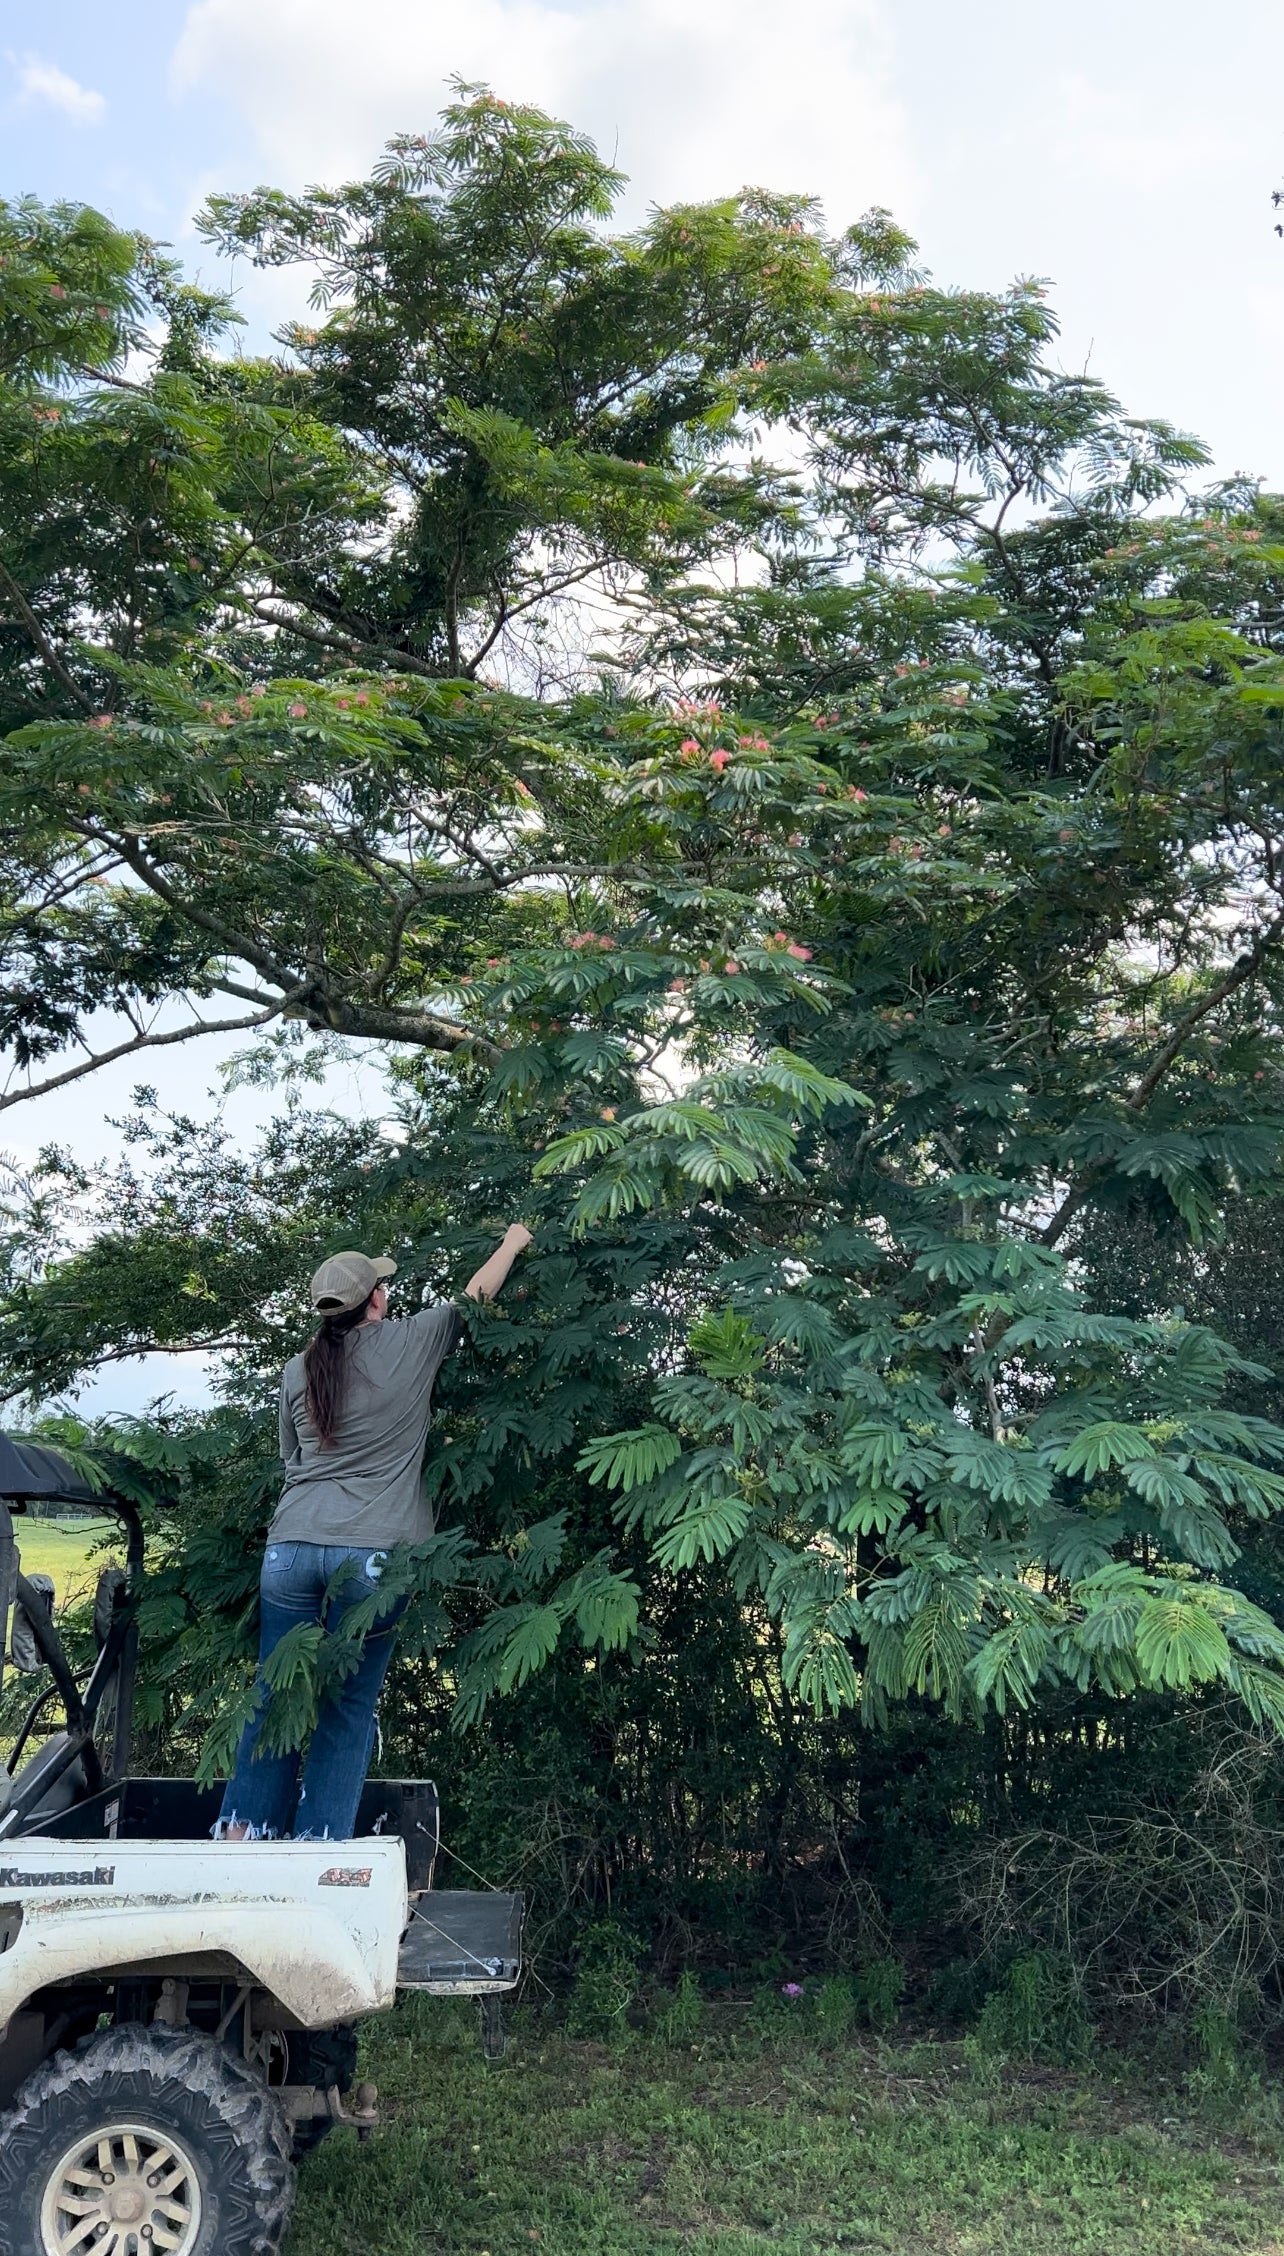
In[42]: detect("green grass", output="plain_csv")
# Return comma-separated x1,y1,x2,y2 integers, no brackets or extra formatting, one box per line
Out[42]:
287,1998,1284,2256
11,1516,122,1606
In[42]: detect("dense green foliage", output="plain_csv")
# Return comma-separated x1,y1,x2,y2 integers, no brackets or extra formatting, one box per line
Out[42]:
6,93,1284,2022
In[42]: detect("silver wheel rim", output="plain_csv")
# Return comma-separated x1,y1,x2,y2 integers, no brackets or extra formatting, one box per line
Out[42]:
40,2120,202,2256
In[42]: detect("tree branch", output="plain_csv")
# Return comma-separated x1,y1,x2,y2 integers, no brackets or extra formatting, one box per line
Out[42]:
99,830,303,993
462,555,615,674
0,561,96,714
1122,911,1284,1113
1041,910,1284,1248
0,1006,280,1114
247,602,439,679
0,1335,259,1404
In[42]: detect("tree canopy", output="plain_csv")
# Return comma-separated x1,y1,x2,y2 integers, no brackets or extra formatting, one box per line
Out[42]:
6,90,1284,1756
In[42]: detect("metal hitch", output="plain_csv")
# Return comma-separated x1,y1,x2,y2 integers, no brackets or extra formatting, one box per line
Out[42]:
280,2078,379,2142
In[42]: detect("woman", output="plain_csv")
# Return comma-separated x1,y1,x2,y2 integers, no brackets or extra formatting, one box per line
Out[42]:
218,1225,532,1841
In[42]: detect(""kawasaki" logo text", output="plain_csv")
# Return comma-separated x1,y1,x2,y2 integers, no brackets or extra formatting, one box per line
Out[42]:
0,1866,115,1888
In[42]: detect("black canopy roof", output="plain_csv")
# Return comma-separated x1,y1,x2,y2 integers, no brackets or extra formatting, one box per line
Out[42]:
0,1434,103,1505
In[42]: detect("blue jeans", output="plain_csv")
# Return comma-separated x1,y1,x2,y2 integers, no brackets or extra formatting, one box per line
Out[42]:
218,1541,408,1841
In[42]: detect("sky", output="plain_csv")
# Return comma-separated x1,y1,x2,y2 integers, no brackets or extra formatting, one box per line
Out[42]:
2,0,1283,1403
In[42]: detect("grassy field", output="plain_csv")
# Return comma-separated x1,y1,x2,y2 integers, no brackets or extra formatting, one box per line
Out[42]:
288,1997,1284,2256
11,1516,123,1606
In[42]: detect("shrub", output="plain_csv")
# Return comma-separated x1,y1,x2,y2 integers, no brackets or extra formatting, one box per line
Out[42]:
564,1920,643,2044
652,1969,704,2048
853,1958,906,2033
813,1975,858,2043
972,1952,1091,2066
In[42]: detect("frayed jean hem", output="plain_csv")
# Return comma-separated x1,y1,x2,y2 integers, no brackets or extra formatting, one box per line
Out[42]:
210,1813,343,1843
210,1813,279,1842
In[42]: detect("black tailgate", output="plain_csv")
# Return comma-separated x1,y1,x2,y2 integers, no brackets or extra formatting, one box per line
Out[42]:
398,1888,524,1992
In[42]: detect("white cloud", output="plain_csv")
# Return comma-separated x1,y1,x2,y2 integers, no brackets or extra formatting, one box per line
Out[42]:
172,0,915,234
13,54,106,125
1046,71,1236,193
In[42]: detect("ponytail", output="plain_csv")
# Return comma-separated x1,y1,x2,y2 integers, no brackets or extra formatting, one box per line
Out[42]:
302,1293,373,1447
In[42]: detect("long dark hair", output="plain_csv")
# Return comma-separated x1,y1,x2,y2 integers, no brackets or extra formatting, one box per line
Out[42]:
303,1294,373,1447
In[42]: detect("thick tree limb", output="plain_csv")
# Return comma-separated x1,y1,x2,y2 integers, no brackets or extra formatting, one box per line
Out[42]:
39,805,758,1097
100,831,304,994
291,996,499,1064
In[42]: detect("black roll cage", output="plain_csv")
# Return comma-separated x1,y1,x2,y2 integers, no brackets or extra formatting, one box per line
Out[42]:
1,1438,147,1839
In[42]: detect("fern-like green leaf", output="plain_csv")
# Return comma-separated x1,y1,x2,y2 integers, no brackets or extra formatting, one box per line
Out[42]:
496,1603,563,1693
652,1492,751,1569
1134,1593,1232,1688
1058,1422,1157,1478
577,1424,683,1492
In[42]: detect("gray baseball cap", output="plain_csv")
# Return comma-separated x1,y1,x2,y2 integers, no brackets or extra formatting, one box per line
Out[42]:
310,1249,397,1314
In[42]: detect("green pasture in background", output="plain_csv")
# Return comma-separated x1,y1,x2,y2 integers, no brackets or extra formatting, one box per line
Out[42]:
8,1514,121,1606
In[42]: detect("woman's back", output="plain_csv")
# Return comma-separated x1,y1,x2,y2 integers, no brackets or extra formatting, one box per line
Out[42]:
271,1302,460,1548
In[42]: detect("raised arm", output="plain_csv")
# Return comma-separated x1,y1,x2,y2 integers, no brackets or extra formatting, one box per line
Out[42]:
463,1223,533,1302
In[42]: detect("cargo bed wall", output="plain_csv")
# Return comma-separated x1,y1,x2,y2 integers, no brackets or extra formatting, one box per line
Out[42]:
36,1777,440,1891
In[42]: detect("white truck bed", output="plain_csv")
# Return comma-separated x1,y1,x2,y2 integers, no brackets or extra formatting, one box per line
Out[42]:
0,1835,525,2038
0,1836,407,2030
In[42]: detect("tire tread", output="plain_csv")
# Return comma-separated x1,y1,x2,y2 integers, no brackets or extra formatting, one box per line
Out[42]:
0,2023,294,2256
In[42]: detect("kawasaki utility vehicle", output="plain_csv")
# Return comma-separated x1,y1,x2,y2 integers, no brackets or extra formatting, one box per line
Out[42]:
0,1436,523,2256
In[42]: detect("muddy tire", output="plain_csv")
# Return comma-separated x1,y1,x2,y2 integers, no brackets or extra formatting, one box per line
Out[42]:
0,2023,294,2256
